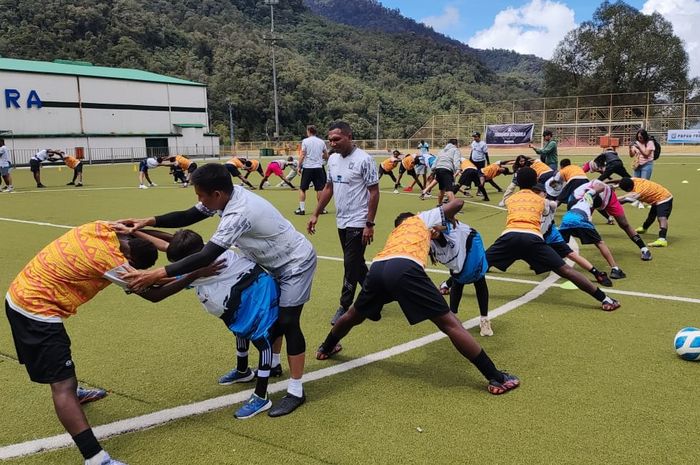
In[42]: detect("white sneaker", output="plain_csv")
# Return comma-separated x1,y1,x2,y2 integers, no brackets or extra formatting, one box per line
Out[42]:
149,183,157,187
497,200,505,207
393,189,399,194
479,318,494,337
139,184,148,189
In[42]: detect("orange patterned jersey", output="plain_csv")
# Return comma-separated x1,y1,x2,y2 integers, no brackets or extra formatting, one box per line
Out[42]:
482,163,502,180
227,157,245,168
175,155,192,170
631,178,672,204
373,208,445,267
7,222,127,319
64,156,80,169
401,155,416,170
530,160,553,177
504,190,546,236
381,157,399,172
558,164,586,182
461,158,476,171
245,159,260,171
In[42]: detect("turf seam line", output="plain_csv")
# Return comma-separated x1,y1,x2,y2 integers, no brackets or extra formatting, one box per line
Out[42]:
0,273,559,460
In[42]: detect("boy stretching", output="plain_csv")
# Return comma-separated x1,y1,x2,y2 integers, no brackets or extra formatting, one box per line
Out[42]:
617,177,673,247
316,198,520,395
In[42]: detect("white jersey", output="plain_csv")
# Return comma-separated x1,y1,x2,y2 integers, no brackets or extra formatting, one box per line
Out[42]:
429,222,473,274
0,145,9,167
190,250,256,317
33,149,49,161
326,147,379,229
573,180,612,209
470,140,489,163
271,159,287,169
301,136,327,169
196,187,315,274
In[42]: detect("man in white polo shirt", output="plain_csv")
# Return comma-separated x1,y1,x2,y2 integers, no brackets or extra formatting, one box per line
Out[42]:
470,131,490,170
296,125,329,215
307,121,380,325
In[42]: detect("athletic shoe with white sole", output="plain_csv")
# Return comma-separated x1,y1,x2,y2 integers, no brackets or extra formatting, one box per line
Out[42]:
635,226,647,234
218,367,255,385
609,268,626,279
641,249,652,261
487,373,520,395
234,393,272,419
138,184,148,189
479,318,494,337
77,387,108,404
648,238,668,247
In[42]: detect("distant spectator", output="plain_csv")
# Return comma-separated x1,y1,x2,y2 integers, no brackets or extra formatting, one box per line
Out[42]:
469,131,490,170
0,138,13,193
529,130,558,170
628,129,654,180
417,139,430,155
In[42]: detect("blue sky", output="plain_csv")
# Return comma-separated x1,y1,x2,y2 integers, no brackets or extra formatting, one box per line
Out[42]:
377,0,700,76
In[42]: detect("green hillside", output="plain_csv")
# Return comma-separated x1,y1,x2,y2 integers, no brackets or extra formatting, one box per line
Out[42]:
0,0,542,140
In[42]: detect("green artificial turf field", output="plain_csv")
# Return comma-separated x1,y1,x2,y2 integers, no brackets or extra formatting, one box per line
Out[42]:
0,157,699,464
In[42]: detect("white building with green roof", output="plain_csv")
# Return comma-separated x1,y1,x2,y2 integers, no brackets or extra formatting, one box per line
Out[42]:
0,57,219,164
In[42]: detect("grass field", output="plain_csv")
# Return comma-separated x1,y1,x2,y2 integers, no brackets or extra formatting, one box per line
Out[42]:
1,157,699,464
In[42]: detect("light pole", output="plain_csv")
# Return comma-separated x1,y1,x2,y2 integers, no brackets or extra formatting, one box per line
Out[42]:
376,101,380,150
264,0,281,140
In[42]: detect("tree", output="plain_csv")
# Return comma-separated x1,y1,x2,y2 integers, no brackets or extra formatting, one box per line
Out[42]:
545,1,689,96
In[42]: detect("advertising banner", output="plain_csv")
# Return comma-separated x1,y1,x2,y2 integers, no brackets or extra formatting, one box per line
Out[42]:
485,123,534,145
667,129,700,144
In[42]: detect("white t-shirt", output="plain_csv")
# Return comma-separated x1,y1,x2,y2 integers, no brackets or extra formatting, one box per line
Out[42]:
326,147,379,229
301,136,327,169
573,180,612,210
196,187,314,274
0,145,9,167
33,149,49,161
470,140,489,162
429,222,473,274
190,250,257,317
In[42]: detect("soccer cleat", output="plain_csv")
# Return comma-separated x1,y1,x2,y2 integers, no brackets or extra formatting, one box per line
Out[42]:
37,184,46,188
601,298,621,312
316,343,342,360
66,181,75,186
86,453,128,465
609,268,626,279
479,318,494,337
294,208,305,215
635,226,647,234
641,249,652,261
438,281,450,295
149,183,157,187
75,183,83,187
234,393,272,419
182,182,189,188
393,189,399,194
497,200,505,207
268,393,306,417
77,387,108,405
403,186,413,192
218,367,255,385
419,192,426,200
255,364,283,378
139,184,148,189
330,306,347,325
487,373,520,395
648,238,668,247
595,272,613,287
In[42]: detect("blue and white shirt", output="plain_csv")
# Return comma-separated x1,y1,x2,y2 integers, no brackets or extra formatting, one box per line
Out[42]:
326,147,379,229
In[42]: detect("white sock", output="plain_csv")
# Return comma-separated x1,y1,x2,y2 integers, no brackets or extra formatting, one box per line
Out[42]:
641,246,649,253
272,353,281,367
86,450,109,465
300,201,305,210
287,377,303,397
603,296,614,304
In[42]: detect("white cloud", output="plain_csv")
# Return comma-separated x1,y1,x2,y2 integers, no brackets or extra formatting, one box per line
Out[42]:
467,0,576,59
642,0,700,78
421,5,461,31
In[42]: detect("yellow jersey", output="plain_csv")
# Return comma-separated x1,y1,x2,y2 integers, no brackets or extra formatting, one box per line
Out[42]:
504,190,546,236
373,208,445,267
64,156,81,169
175,155,192,170
559,164,586,182
227,157,245,169
530,160,553,177
460,158,476,171
482,163,502,180
381,157,399,172
401,155,416,170
631,178,672,204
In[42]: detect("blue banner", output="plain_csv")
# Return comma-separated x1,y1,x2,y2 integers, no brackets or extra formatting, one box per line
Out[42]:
485,123,534,145
667,129,700,144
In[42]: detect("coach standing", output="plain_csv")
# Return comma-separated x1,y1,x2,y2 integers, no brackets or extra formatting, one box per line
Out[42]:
307,121,379,325
469,131,490,169
295,125,328,215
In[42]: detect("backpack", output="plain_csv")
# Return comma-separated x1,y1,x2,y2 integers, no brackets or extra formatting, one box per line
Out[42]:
650,136,661,160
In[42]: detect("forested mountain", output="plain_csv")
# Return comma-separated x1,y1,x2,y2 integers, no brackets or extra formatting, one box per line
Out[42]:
1,0,543,140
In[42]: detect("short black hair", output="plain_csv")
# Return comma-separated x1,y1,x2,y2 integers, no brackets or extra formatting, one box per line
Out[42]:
517,167,537,189
394,212,414,227
167,229,204,262
191,163,233,194
618,177,634,192
329,121,353,137
636,129,650,143
156,156,163,164
560,158,571,167
448,138,458,145
543,130,553,137
127,237,158,269
592,195,603,209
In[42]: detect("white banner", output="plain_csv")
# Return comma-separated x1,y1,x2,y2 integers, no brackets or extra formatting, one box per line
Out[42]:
667,129,700,144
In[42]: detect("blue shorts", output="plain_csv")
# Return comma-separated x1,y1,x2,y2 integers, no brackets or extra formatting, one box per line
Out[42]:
226,272,279,341
453,232,488,285
139,160,148,173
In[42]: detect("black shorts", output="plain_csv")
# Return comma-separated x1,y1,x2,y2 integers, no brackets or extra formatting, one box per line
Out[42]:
139,160,149,173
538,170,555,184
74,161,83,173
300,167,326,191
654,199,673,219
187,162,198,174
225,163,241,177
486,232,566,275
549,241,573,258
433,168,454,191
399,164,417,176
29,159,41,173
458,169,480,188
559,227,601,245
5,302,76,384
354,258,449,325
471,159,486,170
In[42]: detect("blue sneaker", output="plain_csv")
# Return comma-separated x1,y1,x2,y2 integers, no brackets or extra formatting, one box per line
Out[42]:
234,393,272,419
218,367,255,385
84,452,128,465
77,387,108,404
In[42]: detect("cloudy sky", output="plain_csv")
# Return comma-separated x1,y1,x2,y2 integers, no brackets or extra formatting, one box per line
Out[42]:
378,0,700,77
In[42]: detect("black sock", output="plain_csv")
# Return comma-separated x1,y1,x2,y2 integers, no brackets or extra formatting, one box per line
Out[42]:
73,429,102,460
470,349,503,382
321,332,341,352
659,228,668,239
592,288,606,302
254,372,270,398
589,266,600,276
631,234,646,249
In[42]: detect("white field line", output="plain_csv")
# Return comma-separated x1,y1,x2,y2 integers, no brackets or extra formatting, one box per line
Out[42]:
0,269,561,461
1,217,698,304
3,186,181,195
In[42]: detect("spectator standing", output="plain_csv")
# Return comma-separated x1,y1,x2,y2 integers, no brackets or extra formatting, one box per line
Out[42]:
529,130,558,170
629,129,654,180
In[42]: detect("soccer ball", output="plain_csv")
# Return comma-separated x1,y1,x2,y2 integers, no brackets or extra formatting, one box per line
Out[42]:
674,327,700,361
146,158,159,168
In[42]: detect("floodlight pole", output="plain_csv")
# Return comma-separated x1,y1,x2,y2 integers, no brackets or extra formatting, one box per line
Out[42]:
265,0,281,140
376,102,380,150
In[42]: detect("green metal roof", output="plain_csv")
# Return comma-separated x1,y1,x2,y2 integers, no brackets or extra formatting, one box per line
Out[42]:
0,57,205,87
173,123,206,128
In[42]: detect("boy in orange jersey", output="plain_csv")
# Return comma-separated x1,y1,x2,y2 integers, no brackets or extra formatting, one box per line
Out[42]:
242,159,265,182
224,156,256,189
61,153,84,187
315,198,521,396
4,221,160,465
618,177,673,247
485,167,621,311
378,150,402,190
552,158,589,205
168,155,198,188
395,153,425,192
